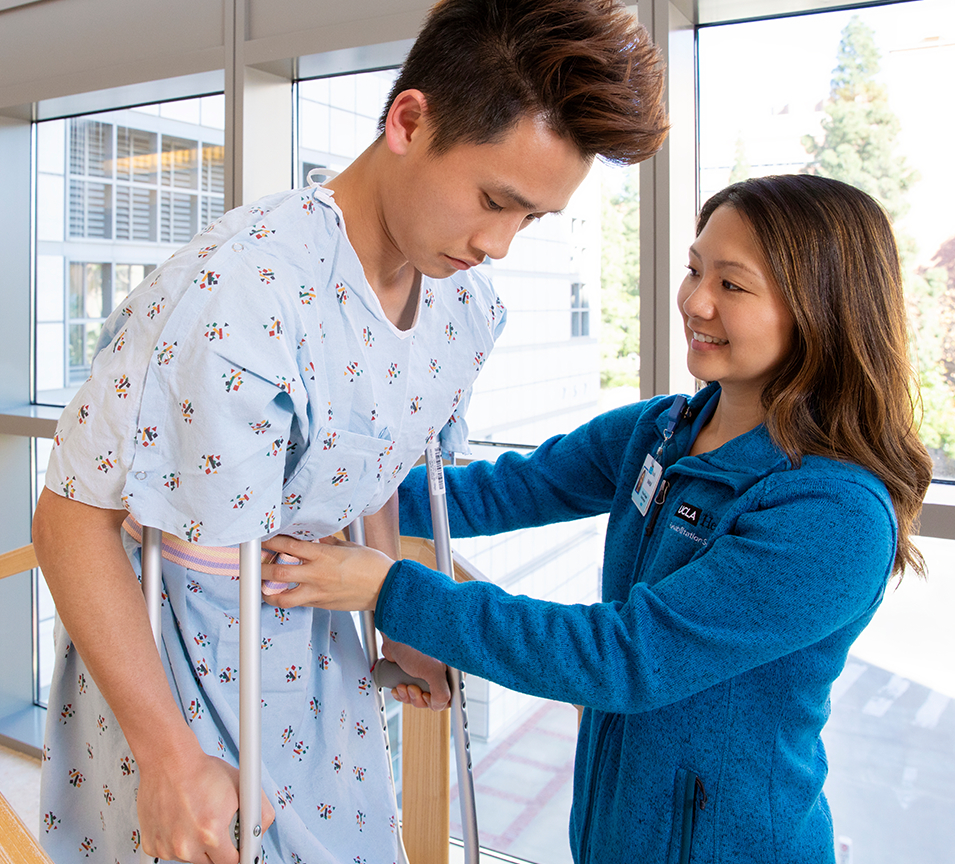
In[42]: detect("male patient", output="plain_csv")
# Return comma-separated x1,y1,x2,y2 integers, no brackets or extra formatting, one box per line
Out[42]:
34,2,668,862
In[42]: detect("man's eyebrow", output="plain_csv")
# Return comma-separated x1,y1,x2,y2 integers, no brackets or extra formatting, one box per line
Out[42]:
494,184,562,215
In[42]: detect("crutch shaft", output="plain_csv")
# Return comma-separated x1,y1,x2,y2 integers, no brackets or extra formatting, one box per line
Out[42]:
348,518,380,668
140,527,163,864
238,540,263,864
424,441,480,863
349,517,410,864
141,526,163,646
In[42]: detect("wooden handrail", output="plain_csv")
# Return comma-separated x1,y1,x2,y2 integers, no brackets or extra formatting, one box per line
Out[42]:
0,545,37,581
397,536,481,863
0,783,53,864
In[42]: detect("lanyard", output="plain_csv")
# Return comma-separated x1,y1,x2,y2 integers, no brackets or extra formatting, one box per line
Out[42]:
633,395,688,517
656,395,688,460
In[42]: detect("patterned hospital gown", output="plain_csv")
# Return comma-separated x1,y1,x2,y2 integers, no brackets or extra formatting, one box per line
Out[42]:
40,184,506,864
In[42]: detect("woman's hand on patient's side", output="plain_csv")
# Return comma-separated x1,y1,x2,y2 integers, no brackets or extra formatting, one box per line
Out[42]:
260,534,451,711
261,534,391,612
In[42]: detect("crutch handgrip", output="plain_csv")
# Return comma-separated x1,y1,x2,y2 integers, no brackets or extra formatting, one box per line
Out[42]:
372,658,434,693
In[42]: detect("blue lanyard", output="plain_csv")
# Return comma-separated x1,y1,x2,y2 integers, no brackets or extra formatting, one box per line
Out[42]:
656,395,688,460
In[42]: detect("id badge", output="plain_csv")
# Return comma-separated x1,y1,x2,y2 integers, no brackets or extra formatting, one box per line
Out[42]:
631,453,663,516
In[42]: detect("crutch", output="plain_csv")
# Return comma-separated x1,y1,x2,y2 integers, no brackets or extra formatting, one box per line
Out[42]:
371,444,481,861
351,518,411,864
141,527,264,864
424,439,480,863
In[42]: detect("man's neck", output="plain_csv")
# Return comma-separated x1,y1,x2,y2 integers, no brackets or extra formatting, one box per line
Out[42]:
325,145,420,329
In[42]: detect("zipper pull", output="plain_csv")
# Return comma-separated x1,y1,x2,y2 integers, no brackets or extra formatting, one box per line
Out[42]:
654,479,670,506
643,479,671,537
695,776,708,811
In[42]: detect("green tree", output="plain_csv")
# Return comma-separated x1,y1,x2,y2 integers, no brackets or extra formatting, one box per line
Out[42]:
728,135,750,185
802,15,917,225
803,15,955,468
599,170,640,389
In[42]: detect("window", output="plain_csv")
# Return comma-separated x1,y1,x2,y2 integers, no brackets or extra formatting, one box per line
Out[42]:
571,282,590,337
698,0,955,483
35,96,225,406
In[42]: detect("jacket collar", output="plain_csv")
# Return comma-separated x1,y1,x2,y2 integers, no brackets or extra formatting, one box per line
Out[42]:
658,383,791,483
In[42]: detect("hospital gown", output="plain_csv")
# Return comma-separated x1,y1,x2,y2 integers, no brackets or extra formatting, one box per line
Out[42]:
40,184,505,864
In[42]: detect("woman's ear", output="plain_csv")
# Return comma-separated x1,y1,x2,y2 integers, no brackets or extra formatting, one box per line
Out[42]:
383,89,430,157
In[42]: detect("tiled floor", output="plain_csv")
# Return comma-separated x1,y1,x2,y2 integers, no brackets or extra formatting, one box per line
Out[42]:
451,699,578,864
0,742,41,839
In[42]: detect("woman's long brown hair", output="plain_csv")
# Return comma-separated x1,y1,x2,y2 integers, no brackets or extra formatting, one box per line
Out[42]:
698,175,933,576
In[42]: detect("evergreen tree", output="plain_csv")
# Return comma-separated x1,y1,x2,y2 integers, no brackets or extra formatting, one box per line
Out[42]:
728,135,751,185
803,14,954,468
802,15,918,224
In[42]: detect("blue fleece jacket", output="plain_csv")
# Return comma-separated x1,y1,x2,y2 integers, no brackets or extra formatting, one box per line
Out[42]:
379,384,897,863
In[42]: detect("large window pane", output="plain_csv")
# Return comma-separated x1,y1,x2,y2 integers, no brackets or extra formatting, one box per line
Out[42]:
699,4,955,859
32,94,226,706
34,95,225,407
699,0,955,481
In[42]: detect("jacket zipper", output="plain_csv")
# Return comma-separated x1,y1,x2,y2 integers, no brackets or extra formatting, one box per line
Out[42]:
578,713,614,863
678,774,708,864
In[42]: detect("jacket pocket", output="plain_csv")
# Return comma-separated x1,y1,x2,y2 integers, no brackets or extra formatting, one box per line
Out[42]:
668,768,708,864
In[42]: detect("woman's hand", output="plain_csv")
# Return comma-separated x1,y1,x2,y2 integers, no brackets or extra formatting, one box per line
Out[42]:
261,534,392,611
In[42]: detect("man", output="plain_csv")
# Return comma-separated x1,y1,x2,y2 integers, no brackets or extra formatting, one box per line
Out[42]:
33,2,668,862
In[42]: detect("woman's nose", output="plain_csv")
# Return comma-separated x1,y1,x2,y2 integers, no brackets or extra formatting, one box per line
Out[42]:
681,279,716,319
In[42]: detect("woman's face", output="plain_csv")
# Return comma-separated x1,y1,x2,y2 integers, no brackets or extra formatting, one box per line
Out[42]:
676,204,795,404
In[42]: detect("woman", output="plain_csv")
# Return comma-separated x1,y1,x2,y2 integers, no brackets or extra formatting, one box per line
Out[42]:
262,175,933,863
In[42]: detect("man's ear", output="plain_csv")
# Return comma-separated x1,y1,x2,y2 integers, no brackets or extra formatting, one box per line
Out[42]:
384,89,430,156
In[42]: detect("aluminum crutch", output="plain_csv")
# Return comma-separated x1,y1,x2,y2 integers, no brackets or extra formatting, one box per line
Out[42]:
140,528,263,864
139,526,162,864
423,439,480,864
351,518,410,864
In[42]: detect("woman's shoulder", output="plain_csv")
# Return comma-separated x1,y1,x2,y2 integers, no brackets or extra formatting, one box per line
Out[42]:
763,453,896,529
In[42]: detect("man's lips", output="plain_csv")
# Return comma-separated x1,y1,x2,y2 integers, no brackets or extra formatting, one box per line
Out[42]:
446,255,481,270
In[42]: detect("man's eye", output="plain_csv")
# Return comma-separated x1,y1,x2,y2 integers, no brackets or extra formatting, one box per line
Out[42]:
487,197,503,212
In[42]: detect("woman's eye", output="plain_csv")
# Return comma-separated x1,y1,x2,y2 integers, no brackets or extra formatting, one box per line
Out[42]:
685,264,699,277
722,280,743,292
487,197,503,212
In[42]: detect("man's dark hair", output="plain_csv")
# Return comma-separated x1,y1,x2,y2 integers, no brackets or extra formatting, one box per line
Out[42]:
378,0,669,165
